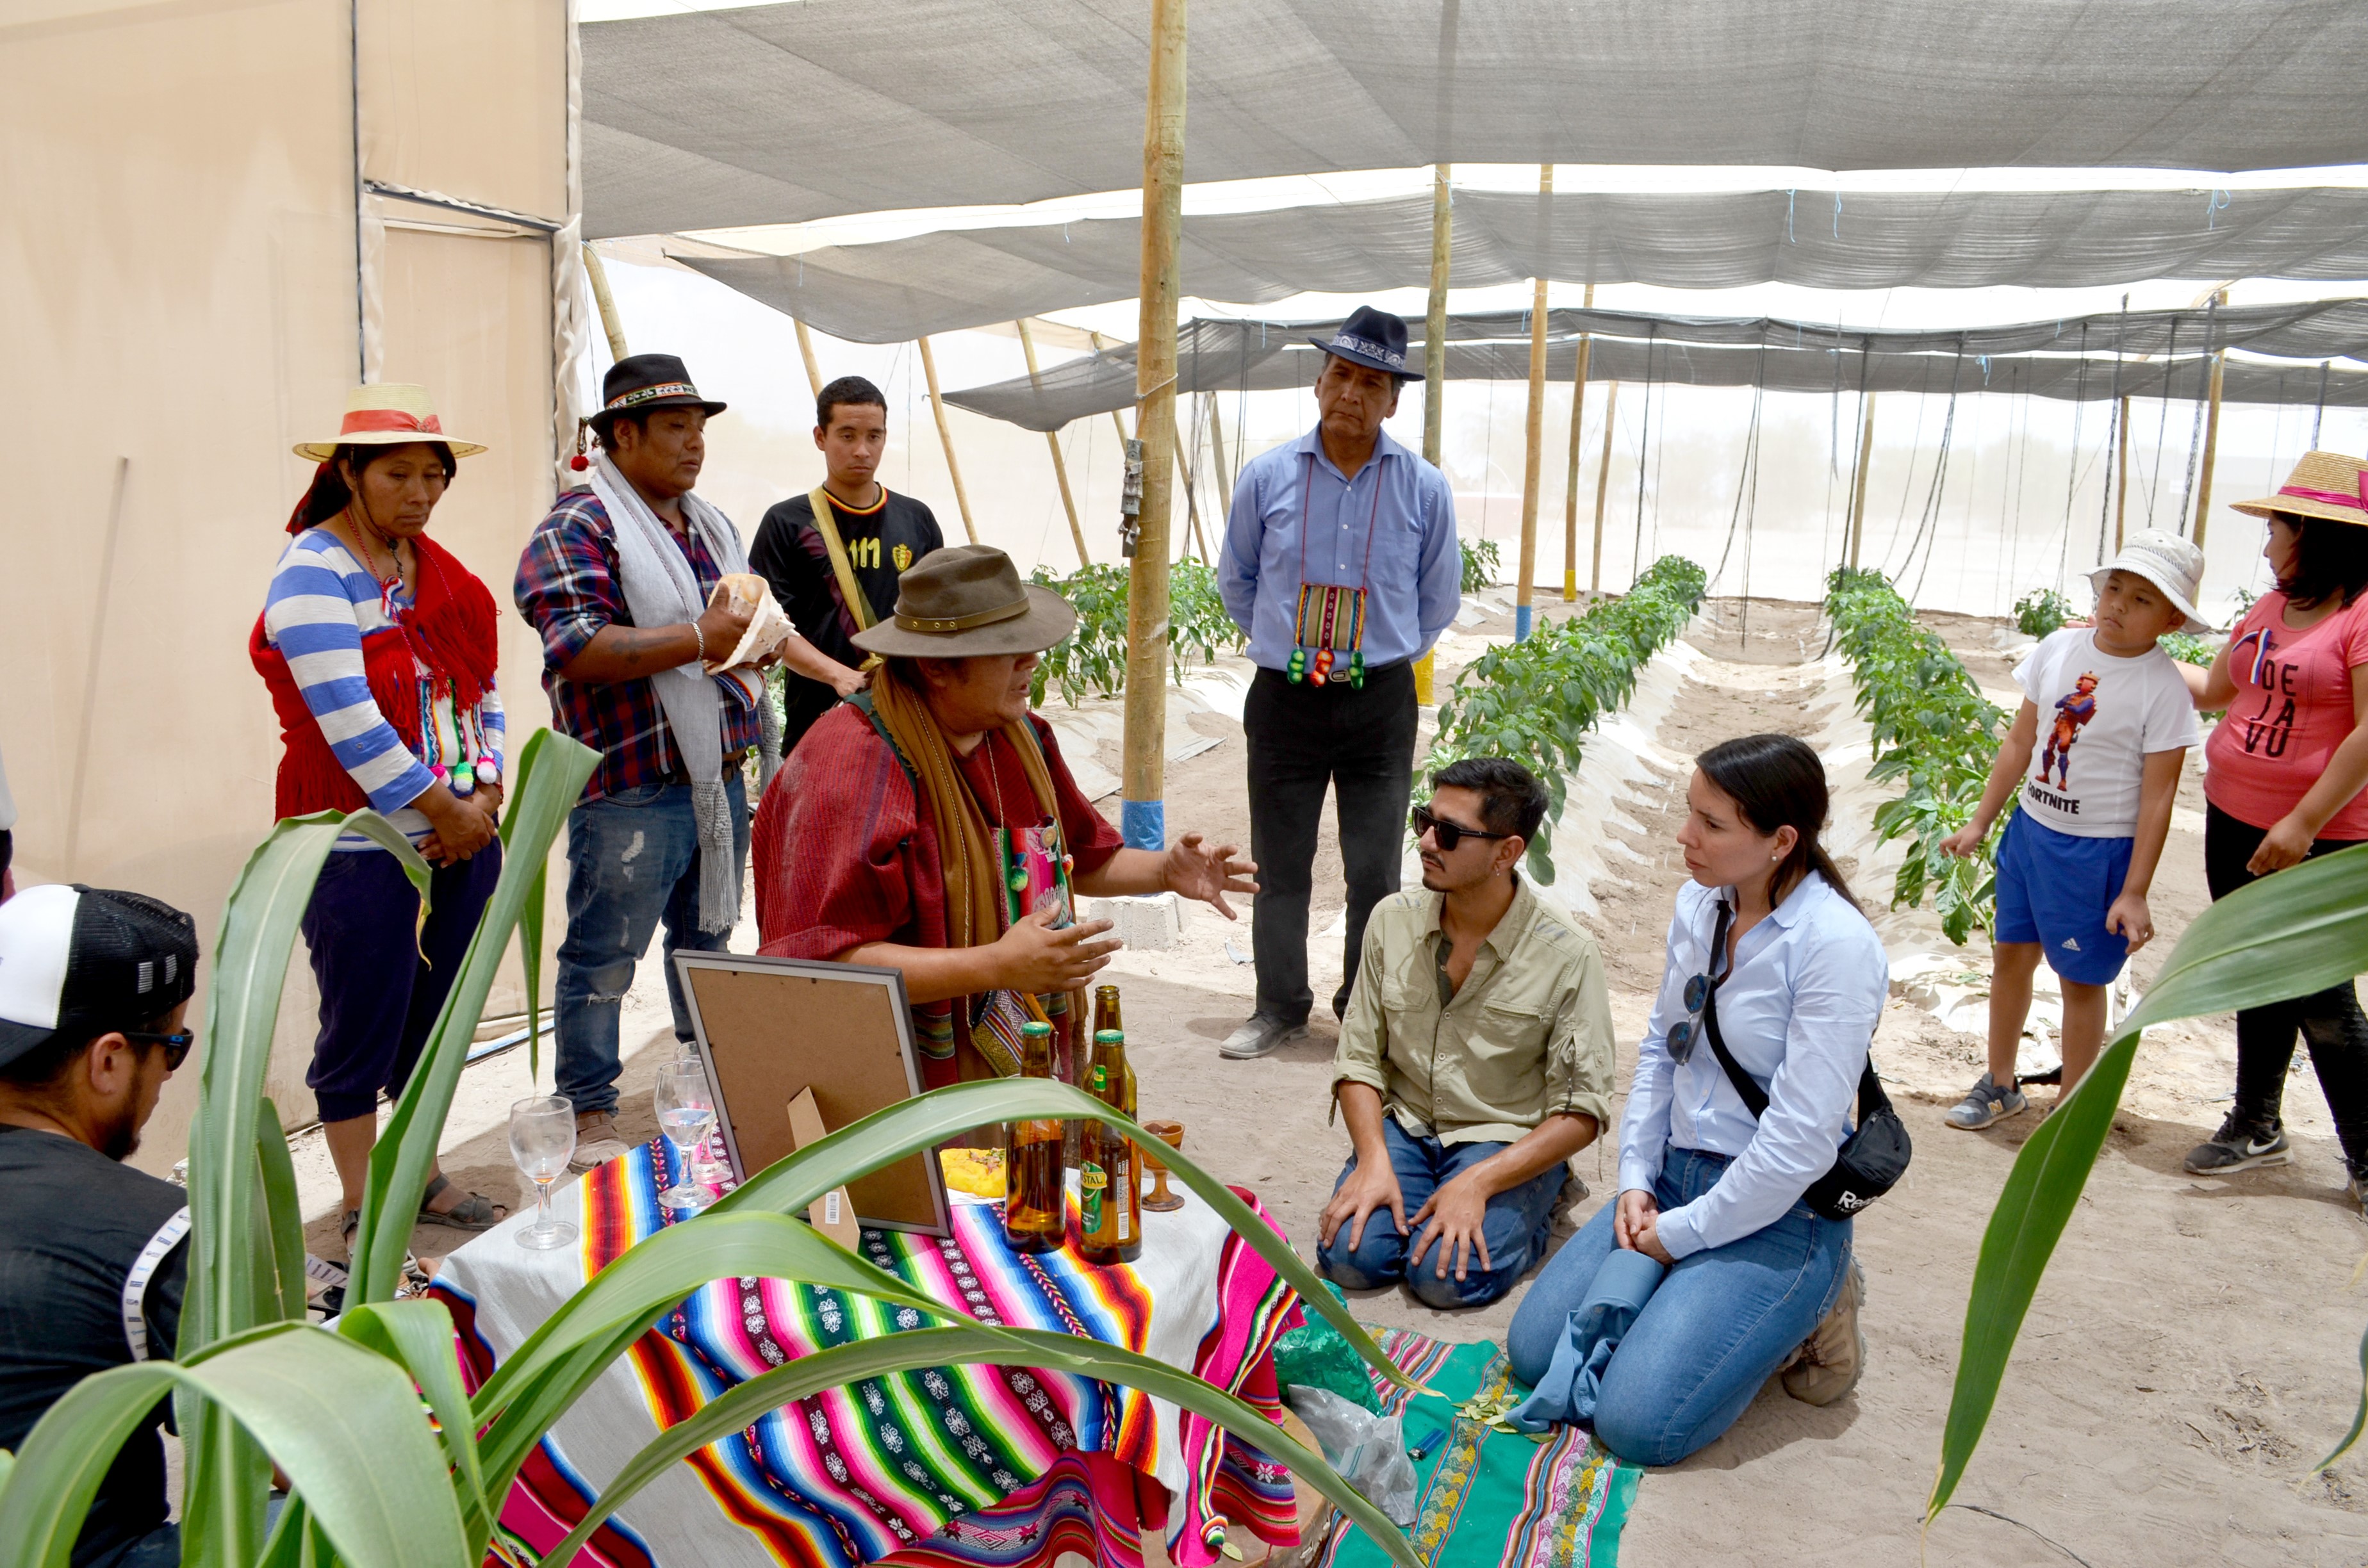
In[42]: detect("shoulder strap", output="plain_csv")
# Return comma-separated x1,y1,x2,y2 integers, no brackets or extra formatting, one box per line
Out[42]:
847,689,919,790
1700,913,1889,1125
809,486,876,632
122,1206,191,1362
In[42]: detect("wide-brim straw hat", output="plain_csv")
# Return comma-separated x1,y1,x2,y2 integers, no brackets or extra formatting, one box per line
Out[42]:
851,544,1078,658
2230,449,2368,530
2088,528,2215,635
293,384,486,462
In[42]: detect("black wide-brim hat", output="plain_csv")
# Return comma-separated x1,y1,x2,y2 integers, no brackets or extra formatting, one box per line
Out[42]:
1306,304,1423,382
593,353,727,432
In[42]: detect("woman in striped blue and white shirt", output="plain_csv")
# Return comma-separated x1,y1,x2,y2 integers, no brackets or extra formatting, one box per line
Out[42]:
252,385,509,1251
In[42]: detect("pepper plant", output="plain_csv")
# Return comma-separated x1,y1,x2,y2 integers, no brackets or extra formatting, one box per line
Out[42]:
1027,559,1244,707
1425,555,1707,883
1459,537,1502,595
1825,567,2007,945
2011,586,2073,638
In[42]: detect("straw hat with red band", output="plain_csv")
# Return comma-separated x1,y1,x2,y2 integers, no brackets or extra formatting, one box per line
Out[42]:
293,384,486,462
2230,450,2368,530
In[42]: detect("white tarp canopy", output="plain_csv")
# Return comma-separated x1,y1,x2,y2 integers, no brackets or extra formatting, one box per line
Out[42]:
672,186,2368,344
584,0,2368,237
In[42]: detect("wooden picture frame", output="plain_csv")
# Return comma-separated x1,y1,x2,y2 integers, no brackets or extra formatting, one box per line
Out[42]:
671,952,951,1238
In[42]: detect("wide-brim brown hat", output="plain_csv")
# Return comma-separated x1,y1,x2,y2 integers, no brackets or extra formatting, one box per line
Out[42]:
851,544,1078,658
2230,449,2368,529
294,384,486,462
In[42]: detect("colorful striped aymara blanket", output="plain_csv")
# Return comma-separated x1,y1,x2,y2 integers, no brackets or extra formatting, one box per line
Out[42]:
1310,1330,1639,1568
438,1138,1303,1568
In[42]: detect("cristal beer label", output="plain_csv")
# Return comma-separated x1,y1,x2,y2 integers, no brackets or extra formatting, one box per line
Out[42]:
1080,1163,1108,1232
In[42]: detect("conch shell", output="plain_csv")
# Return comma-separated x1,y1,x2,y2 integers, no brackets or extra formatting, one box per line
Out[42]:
704,572,794,673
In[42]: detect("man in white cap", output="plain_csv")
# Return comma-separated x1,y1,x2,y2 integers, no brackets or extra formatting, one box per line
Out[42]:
0,884,201,1567
1939,530,2208,1129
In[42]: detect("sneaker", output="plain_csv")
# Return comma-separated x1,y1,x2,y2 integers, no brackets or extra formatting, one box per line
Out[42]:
2183,1113,2290,1175
1783,1255,1867,1407
1945,1072,2028,1131
1219,1014,1308,1060
570,1109,631,1172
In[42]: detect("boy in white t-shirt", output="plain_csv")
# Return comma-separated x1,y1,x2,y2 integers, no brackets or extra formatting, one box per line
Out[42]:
1939,531,2210,1129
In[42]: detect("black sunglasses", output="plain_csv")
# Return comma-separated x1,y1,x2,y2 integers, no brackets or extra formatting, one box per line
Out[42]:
1410,804,1511,853
122,1029,195,1072
1664,901,1736,1066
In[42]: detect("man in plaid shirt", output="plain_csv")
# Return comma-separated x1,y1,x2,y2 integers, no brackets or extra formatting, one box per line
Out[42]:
516,354,765,1166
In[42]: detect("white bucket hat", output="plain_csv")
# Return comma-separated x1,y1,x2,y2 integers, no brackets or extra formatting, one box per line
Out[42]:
2088,528,2214,635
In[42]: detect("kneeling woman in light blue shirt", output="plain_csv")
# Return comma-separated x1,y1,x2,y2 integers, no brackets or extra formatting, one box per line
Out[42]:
1508,733,1889,1465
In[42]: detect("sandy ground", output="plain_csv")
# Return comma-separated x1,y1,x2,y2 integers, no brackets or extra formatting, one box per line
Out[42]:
298,591,2368,1565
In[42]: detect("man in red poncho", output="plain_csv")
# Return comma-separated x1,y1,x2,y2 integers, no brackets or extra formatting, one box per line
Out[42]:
753,546,1256,1086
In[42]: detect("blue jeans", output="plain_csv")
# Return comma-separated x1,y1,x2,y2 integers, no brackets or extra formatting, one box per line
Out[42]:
1508,1147,1851,1466
555,775,748,1118
1315,1115,1566,1309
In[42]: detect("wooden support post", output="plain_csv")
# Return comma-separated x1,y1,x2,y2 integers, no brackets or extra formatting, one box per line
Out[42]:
1415,163,1451,705
1846,392,1878,569
1513,167,1552,641
2115,393,2132,551
582,242,629,361
1121,0,1184,852
1205,390,1234,513
791,318,825,401
1089,331,1135,448
1590,381,1619,593
1017,318,1090,566
915,336,978,544
1173,423,1210,565
1563,282,1594,602
2193,306,2228,547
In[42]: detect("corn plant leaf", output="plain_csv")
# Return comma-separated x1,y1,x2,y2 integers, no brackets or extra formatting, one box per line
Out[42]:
0,1323,465,1568
336,1298,492,1556
494,760,554,1084
705,1077,1420,1394
179,809,424,1561
356,729,598,1305
471,1210,998,1491
254,1097,307,1327
533,1325,1420,1568
1932,843,2368,1517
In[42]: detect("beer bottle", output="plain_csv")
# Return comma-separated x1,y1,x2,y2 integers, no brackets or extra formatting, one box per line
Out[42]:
1003,1020,1065,1255
1093,984,1139,1121
1079,1028,1142,1264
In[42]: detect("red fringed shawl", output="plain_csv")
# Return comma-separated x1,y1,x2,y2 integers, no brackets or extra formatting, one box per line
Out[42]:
250,530,500,819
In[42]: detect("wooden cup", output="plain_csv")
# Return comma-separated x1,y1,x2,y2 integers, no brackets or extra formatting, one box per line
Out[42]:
1139,1119,1186,1212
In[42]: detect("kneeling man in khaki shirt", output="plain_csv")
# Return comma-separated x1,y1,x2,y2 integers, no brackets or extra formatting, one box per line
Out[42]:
1317,757,1615,1309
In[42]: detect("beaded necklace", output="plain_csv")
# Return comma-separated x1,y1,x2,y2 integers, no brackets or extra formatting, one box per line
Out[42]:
1287,448,1384,688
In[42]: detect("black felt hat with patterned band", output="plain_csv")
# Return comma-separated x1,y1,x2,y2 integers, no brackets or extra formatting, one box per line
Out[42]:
1307,305,1424,382
590,354,727,440
0,885,199,1070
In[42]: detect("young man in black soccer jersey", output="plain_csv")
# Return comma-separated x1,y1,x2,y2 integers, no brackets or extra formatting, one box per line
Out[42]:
750,375,948,755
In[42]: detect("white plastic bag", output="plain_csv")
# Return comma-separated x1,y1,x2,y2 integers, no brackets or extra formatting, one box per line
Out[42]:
1283,1385,1418,1527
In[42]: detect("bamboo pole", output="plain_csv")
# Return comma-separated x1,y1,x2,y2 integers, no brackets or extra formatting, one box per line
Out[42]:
1513,168,1552,641
1563,282,1594,601
1173,421,1210,565
1846,392,1878,569
582,243,628,361
2193,293,2228,547
1017,318,1090,566
2115,393,2132,551
1121,0,1185,851
791,318,824,401
1089,331,1134,448
1590,381,1619,592
1205,389,1233,512
1415,162,1451,706
915,336,978,544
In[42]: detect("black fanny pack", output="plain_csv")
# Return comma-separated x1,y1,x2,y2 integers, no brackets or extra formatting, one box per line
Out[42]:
1702,949,1911,1220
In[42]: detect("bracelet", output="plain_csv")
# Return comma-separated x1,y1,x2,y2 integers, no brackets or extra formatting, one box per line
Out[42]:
690,619,707,667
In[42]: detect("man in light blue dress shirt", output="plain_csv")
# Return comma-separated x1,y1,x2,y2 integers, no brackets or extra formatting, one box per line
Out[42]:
1217,306,1463,1059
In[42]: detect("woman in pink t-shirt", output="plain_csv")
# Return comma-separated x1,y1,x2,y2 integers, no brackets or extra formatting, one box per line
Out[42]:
2180,451,2368,1211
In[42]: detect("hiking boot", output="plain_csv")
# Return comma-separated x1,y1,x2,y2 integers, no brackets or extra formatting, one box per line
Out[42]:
571,1109,631,1172
2183,1113,2290,1175
2348,1162,2368,1223
1219,1014,1308,1060
1783,1255,1866,1407
1945,1072,2028,1131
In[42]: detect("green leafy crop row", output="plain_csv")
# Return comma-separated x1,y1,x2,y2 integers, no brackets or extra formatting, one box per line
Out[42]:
1460,537,1502,596
1825,566,2009,945
1424,555,1709,885
1025,558,1245,707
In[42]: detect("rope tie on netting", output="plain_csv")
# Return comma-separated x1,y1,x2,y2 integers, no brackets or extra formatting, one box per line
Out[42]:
2057,322,2092,586
2176,293,2219,536
1904,340,1967,605
2098,297,2128,564
2146,315,2182,527
2315,359,2331,448
1630,325,1657,587
1710,341,1768,590
1880,358,1937,574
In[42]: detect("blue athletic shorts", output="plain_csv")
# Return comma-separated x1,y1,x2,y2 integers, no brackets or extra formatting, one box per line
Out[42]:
1993,809,2134,985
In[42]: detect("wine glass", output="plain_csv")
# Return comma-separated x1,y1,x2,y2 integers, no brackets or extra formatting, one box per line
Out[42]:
655,1059,718,1213
671,1041,733,1186
509,1095,577,1250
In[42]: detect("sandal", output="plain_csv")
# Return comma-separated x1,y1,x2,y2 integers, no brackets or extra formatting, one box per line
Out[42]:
417,1174,506,1232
